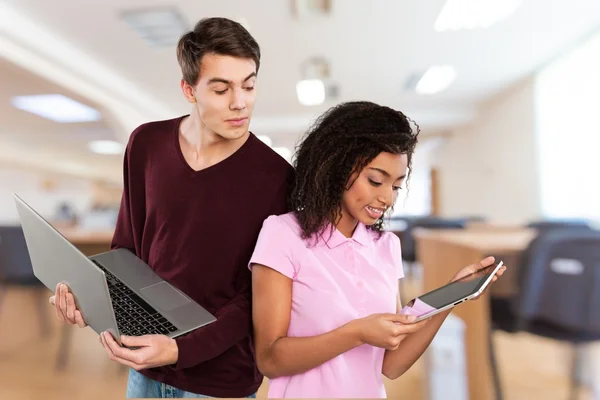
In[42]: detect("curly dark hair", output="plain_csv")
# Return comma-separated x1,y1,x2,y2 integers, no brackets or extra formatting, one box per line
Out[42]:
291,101,419,242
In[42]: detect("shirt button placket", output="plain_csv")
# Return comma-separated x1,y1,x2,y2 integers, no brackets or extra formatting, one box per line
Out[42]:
349,241,367,314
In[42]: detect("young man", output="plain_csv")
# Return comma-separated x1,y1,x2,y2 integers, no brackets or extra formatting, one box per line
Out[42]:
49,17,294,398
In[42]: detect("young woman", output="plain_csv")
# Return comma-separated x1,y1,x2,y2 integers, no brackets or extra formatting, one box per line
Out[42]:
249,101,505,398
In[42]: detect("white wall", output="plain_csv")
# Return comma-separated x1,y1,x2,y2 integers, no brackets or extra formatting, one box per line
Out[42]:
535,29,600,221
392,137,446,217
0,167,94,225
435,77,541,224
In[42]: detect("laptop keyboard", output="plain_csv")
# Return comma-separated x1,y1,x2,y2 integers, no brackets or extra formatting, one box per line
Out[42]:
91,260,179,337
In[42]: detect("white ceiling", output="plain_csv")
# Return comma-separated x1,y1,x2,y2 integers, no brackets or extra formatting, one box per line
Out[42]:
1,0,600,182
0,57,123,182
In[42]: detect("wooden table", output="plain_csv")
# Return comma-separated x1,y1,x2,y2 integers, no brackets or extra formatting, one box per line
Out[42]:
414,228,537,400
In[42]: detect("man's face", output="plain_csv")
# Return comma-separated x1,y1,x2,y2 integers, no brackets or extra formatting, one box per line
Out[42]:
183,54,257,140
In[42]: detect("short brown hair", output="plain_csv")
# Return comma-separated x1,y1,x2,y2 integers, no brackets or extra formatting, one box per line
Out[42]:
176,17,261,85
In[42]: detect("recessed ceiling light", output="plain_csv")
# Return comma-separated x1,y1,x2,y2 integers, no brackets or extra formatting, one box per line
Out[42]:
121,7,189,47
435,0,523,31
88,140,124,155
11,94,101,123
296,79,326,106
415,65,457,95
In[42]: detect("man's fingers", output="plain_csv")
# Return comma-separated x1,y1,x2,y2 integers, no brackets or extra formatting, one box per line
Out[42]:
101,333,142,369
103,332,143,364
52,283,64,321
66,293,76,321
101,333,115,357
102,332,124,359
52,283,84,325
53,292,64,322
59,284,68,318
121,335,152,348
74,310,86,328
54,303,64,322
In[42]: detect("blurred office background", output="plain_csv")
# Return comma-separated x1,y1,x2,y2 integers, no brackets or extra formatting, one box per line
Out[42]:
1,0,600,399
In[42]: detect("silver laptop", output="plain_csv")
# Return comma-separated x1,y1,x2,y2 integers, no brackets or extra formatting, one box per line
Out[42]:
13,193,216,345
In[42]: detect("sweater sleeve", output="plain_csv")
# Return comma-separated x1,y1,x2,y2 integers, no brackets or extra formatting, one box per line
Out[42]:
110,129,146,256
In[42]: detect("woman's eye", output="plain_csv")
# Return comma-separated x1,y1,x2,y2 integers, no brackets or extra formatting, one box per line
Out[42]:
215,89,228,95
368,179,382,187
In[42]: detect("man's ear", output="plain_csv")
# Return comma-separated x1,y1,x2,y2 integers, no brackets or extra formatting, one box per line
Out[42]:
181,79,197,103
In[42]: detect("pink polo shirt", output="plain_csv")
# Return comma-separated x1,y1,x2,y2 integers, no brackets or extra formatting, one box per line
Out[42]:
249,212,404,398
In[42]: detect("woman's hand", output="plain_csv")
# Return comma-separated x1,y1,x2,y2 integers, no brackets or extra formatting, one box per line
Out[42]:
354,313,430,350
450,256,507,299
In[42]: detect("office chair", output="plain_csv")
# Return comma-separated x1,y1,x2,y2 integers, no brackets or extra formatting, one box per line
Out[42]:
399,216,468,273
527,218,591,231
490,228,600,400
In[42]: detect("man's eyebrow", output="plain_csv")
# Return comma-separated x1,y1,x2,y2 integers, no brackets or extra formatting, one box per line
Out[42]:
206,72,257,85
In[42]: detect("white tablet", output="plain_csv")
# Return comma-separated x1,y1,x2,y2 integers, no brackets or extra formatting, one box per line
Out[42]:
401,261,504,322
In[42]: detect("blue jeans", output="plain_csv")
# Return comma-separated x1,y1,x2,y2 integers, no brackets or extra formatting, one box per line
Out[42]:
126,369,257,398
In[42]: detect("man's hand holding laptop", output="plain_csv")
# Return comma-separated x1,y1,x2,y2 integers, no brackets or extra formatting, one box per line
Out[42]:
99,330,179,370
49,282,180,369
49,283,86,328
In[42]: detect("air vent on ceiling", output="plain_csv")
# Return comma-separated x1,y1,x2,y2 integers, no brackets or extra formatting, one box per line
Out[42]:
121,7,189,48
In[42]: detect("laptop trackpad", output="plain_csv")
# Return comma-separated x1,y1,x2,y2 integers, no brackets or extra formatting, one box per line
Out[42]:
140,282,191,311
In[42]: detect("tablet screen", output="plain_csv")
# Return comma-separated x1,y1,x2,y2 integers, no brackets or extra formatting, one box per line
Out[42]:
403,263,500,318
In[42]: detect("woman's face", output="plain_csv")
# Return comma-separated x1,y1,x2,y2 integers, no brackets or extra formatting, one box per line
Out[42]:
341,152,408,226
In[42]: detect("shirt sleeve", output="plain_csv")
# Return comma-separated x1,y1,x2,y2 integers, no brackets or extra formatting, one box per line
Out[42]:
248,215,298,279
389,233,405,280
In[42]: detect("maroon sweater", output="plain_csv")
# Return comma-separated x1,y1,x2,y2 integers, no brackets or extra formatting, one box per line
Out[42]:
110,116,294,397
